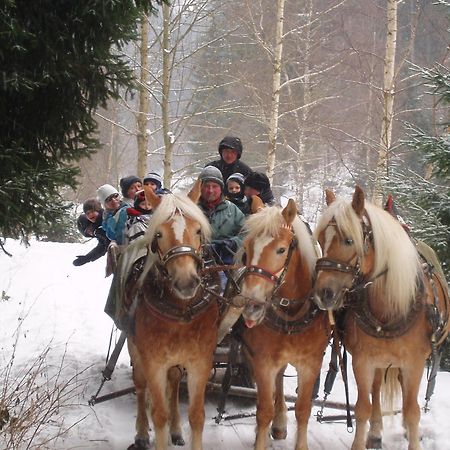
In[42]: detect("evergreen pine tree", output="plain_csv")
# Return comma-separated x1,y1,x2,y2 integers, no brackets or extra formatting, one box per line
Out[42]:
0,0,161,246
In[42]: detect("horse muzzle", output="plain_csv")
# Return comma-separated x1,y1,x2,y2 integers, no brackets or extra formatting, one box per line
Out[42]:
313,287,344,311
172,274,201,299
242,301,266,328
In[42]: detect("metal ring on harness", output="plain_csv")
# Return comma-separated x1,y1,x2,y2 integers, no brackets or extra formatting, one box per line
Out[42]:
161,245,202,266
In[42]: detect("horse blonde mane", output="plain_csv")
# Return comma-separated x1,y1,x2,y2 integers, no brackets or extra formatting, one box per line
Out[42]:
138,193,212,283
243,206,317,275
315,197,421,318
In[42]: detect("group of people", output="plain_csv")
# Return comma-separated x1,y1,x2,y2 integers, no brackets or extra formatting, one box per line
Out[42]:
74,135,275,270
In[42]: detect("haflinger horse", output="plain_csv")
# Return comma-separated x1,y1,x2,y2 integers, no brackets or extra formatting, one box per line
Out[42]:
313,186,450,450
126,181,220,450
234,197,330,450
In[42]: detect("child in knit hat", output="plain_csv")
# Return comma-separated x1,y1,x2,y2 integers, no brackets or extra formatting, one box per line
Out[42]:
119,175,142,207
226,172,250,215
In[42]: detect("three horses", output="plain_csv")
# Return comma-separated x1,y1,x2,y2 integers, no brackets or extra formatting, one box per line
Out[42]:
120,183,448,450
313,186,450,450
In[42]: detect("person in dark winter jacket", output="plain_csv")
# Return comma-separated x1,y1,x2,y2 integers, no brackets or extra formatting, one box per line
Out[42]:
119,175,142,207
244,171,276,208
226,172,251,216
207,136,252,194
73,199,110,266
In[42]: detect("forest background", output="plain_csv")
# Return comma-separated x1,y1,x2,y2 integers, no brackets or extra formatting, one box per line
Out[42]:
0,1,449,349
77,0,450,268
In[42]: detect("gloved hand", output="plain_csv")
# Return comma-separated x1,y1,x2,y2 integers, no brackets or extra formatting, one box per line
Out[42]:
212,239,237,253
73,255,90,266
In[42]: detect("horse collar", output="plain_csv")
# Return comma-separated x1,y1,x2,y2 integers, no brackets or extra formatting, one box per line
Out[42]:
142,266,219,323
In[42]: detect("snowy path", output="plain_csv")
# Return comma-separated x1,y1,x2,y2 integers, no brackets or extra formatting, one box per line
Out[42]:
0,240,449,449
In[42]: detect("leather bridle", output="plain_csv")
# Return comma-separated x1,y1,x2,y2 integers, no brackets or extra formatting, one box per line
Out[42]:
237,236,298,307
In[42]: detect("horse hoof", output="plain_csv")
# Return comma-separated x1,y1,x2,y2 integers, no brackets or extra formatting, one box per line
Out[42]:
271,427,287,440
171,433,185,446
366,436,382,449
127,437,151,450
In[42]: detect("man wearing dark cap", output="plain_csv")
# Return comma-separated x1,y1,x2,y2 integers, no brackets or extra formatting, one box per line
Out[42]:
244,171,276,207
198,165,245,289
207,136,252,194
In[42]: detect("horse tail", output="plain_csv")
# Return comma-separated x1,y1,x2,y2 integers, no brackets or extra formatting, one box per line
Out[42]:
381,367,401,415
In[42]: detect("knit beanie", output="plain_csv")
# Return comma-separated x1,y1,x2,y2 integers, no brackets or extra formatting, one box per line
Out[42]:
226,172,245,189
198,166,224,189
143,172,163,189
218,136,243,159
119,175,141,198
244,171,270,193
97,184,119,206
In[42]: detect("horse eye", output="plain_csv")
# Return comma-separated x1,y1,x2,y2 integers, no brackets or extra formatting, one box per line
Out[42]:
156,231,162,239
344,237,353,246
276,247,286,255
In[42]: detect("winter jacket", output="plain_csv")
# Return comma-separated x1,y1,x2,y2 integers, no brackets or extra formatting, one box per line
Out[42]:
103,202,128,245
74,213,110,265
227,194,251,216
199,198,245,263
125,208,152,244
206,159,252,194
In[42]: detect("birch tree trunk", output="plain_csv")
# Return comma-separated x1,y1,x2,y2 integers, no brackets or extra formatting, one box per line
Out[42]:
266,0,285,183
295,0,313,211
373,0,398,205
136,16,150,179
161,2,174,188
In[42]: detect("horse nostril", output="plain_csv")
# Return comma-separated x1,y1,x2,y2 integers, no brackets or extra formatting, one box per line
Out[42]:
321,287,335,305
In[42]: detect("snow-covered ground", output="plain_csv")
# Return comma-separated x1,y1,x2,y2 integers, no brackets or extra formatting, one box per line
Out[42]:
0,238,449,449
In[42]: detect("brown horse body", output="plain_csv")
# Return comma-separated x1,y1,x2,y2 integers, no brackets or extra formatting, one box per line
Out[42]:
313,186,450,450
126,184,220,450
235,200,329,450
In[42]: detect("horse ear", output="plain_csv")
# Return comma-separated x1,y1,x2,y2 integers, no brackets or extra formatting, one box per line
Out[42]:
325,189,336,206
352,185,365,216
384,194,394,214
144,185,162,209
187,179,202,203
282,198,297,226
250,195,264,214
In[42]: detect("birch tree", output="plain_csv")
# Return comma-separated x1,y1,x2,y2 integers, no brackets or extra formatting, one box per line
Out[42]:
136,17,150,179
373,0,398,205
266,0,286,183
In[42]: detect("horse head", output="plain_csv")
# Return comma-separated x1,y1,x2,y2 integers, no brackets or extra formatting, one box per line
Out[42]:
313,186,373,310
313,186,419,318
236,199,316,328
142,181,211,300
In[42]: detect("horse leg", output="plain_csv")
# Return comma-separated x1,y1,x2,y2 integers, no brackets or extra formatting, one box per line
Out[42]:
167,365,185,446
399,365,424,450
253,364,277,450
293,364,319,450
185,359,211,450
366,368,383,449
351,360,375,450
146,366,170,450
271,365,288,440
128,343,151,450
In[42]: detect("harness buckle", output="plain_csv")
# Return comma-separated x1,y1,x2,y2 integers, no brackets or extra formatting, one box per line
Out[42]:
279,298,290,307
